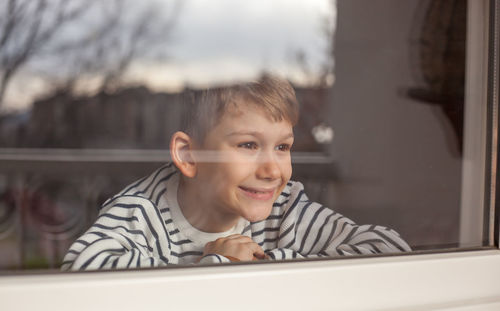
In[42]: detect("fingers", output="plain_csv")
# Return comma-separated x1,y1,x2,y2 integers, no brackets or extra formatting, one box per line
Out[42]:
246,241,265,258
203,234,266,262
224,235,265,258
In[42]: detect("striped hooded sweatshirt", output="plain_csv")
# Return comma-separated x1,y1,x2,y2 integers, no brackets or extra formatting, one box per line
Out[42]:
62,163,411,270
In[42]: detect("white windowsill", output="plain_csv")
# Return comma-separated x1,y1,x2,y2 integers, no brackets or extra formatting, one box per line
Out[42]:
1,249,500,311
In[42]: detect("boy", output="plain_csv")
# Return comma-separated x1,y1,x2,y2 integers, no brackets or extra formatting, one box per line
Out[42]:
62,76,410,270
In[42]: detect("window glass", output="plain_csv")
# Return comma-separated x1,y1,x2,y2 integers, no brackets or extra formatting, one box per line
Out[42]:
0,0,492,271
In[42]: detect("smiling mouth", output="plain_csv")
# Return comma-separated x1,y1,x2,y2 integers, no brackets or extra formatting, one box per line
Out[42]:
239,186,276,201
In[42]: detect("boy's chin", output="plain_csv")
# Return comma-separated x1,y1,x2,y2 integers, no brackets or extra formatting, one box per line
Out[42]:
241,207,273,222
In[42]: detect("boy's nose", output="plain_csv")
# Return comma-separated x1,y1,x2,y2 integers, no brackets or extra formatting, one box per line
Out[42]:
256,156,281,180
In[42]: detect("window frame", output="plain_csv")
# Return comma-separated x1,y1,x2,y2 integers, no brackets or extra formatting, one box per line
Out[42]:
0,249,500,310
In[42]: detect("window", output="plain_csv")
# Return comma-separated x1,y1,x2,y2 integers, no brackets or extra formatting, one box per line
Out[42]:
0,0,497,279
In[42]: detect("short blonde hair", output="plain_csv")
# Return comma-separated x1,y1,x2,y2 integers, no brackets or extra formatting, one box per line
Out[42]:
182,75,299,143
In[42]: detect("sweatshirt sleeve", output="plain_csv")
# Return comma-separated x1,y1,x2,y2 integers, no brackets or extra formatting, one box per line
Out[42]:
61,196,172,271
267,182,411,260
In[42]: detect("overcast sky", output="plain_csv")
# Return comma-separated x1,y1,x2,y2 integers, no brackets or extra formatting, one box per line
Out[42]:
4,0,336,111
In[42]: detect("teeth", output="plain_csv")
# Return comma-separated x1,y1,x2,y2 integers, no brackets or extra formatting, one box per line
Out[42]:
241,186,273,194
244,188,263,194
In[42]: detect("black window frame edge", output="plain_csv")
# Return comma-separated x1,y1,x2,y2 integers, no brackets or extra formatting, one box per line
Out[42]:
489,0,500,248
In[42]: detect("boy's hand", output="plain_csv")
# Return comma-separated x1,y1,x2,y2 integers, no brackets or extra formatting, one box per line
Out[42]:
203,234,266,262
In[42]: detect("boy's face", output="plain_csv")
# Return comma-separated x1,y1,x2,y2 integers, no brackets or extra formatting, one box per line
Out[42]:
193,105,294,223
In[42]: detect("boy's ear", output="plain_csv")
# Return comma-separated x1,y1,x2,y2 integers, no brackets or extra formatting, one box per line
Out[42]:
170,131,197,178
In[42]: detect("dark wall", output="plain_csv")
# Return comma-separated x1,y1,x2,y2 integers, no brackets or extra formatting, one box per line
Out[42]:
325,0,463,248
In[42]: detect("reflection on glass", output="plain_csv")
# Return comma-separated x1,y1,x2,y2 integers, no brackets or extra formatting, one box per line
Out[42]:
0,0,484,271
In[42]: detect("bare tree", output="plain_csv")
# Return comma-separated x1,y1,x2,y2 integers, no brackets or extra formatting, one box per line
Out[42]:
0,0,94,107
43,0,183,94
0,0,182,107
96,0,182,93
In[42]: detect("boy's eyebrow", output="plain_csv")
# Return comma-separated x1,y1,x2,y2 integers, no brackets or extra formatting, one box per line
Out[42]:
226,131,294,139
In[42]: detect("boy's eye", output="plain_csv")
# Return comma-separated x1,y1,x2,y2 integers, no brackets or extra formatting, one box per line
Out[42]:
238,142,258,149
276,144,291,152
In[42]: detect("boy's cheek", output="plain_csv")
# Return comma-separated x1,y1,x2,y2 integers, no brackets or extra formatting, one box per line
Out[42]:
283,160,293,181
276,181,289,198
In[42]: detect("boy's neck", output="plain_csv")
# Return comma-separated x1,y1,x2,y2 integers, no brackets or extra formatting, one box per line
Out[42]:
177,176,241,233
